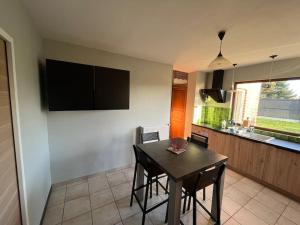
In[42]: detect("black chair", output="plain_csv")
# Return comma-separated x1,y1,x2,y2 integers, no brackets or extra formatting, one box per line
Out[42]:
188,133,208,148
130,145,168,225
140,131,169,197
184,163,225,225
165,163,226,225
183,133,208,211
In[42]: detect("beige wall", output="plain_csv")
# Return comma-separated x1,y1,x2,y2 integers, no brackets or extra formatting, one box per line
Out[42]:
0,0,51,224
44,39,173,183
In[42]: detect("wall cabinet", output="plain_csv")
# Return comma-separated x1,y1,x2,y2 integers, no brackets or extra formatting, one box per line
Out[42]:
192,124,300,199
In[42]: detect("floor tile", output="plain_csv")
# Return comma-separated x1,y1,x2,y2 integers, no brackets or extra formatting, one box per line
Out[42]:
276,216,297,225
225,169,244,180
148,202,167,225
107,171,128,187
115,223,124,225
254,191,287,214
232,180,261,197
282,206,300,225
63,196,91,221
222,196,242,216
48,189,66,208
43,204,64,225
116,195,141,220
224,186,251,206
240,178,263,192
221,210,231,224
289,200,300,212
261,188,291,205
88,174,109,193
225,174,239,185
142,194,164,209
62,212,92,225
122,213,153,225
224,218,241,225
196,198,212,217
92,202,121,225
122,167,135,182
90,188,114,209
244,199,280,224
233,208,268,225
111,182,131,200
181,210,214,225
66,182,89,201
44,166,298,225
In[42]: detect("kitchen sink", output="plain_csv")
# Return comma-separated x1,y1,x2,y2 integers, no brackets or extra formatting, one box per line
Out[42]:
239,132,274,142
224,127,274,142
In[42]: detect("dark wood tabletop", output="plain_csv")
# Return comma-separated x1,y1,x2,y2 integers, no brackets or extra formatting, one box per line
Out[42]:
137,139,228,181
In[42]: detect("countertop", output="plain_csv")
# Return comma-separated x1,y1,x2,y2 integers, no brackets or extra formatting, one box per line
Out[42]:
192,123,300,154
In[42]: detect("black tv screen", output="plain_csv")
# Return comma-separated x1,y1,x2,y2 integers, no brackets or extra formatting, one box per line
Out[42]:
46,59,130,111
94,66,130,110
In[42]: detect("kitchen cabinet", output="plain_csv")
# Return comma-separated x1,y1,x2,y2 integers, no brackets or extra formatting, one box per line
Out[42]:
191,124,300,200
248,142,267,179
263,148,300,196
235,138,252,174
224,135,240,167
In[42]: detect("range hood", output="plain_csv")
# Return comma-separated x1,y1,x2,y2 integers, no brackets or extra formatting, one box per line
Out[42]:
200,70,227,103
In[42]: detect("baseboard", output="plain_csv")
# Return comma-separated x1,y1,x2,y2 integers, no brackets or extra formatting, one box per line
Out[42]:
39,185,52,225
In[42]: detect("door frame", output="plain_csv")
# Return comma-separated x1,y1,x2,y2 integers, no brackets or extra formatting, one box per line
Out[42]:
0,27,29,225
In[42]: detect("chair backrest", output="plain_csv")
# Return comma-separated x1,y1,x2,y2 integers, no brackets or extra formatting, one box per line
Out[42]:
183,163,226,193
188,133,208,148
195,163,225,191
133,145,152,169
140,131,160,144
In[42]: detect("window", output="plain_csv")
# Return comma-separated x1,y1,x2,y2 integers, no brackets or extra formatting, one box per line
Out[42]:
233,78,300,135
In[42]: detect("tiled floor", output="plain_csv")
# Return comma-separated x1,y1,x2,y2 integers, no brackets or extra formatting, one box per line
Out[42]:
43,166,300,225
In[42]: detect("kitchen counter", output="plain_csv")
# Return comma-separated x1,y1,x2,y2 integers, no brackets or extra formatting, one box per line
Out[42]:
192,123,300,154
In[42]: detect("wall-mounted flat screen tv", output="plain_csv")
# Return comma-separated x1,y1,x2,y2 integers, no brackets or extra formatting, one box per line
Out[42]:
46,59,130,111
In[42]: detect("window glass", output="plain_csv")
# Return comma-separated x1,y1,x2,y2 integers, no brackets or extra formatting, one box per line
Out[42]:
233,79,300,134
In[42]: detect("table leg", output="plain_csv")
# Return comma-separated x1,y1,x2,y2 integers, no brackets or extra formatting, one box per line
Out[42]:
136,163,144,201
168,179,182,225
211,167,225,221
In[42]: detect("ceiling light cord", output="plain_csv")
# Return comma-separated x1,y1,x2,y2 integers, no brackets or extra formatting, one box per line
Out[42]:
267,55,278,86
231,63,237,90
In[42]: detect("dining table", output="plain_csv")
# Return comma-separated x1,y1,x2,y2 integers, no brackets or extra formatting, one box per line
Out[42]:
136,138,228,225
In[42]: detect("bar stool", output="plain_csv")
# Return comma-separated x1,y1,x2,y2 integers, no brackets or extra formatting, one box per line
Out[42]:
182,163,226,225
183,133,209,211
130,145,168,225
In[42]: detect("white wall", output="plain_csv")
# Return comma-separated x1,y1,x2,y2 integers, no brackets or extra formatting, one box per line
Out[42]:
44,40,173,183
0,0,51,225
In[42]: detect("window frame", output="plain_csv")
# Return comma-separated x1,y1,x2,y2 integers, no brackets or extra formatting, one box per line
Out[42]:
231,77,300,137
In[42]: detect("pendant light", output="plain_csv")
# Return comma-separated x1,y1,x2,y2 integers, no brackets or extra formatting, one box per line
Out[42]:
208,31,232,69
228,63,238,92
264,55,278,89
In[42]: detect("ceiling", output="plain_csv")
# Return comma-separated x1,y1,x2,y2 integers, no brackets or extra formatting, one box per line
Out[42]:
22,0,300,72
